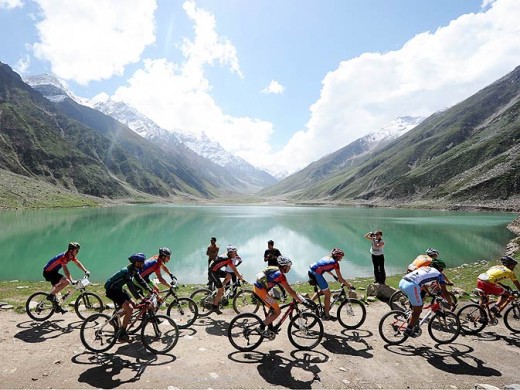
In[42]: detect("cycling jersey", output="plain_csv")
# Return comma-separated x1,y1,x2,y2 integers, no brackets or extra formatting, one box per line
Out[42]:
104,266,150,300
402,266,446,286
43,251,75,272
309,257,339,275
478,265,519,284
411,254,432,269
254,266,287,290
224,256,242,273
209,255,235,272
139,257,161,278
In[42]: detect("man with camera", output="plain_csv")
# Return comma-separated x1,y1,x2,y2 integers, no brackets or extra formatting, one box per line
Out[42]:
364,230,386,284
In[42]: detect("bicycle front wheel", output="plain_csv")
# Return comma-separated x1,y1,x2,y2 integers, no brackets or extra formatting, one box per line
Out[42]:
26,292,55,321
457,304,487,335
287,312,323,350
80,313,117,353
388,290,410,312
427,311,460,344
74,292,104,320
190,288,214,317
227,313,264,352
504,304,520,332
141,314,179,354
166,297,198,329
233,289,260,314
337,299,366,329
378,310,409,345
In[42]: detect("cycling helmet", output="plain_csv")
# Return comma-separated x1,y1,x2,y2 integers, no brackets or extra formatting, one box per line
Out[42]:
331,248,345,259
501,255,518,267
426,248,439,257
227,245,238,254
430,258,446,271
68,242,80,251
159,247,171,257
277,255,292,267
128,253,146,264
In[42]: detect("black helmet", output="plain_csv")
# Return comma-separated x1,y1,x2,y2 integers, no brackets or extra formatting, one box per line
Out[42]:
159,247,171,257
68,242,80,251
501,256,518,267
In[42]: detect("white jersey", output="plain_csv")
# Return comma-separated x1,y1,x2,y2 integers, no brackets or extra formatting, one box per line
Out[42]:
224,255,242,273
402,266,445,286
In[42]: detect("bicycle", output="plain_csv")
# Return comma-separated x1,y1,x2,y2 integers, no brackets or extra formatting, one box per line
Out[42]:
156,279,198,329
379,295,461,345
456,287,520,334
26,276,104,321
227,298,324,351
304,281,366,329
80,292,179,354
190,279,259,316
388,281,458,312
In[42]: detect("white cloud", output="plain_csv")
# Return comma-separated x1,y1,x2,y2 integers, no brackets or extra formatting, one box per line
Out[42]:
273,0,520,174
0,0,23,9
31,0,157,85
261,80,285,94
14,55,30,75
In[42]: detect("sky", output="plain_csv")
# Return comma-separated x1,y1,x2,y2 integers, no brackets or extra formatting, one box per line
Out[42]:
2,0,520,176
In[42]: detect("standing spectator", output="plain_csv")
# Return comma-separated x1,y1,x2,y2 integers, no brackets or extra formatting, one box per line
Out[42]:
264,240,282,266
206,237,219,288
364,230,386,284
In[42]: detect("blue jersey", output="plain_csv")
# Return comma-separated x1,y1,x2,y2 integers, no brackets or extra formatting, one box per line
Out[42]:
254,266,287,290
309,257,339,275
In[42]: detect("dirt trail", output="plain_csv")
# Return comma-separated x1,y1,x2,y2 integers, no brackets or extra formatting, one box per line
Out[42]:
0,301,519,389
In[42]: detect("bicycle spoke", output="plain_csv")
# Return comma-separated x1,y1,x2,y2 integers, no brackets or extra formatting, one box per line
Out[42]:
287,312,323,350
428,311,460,344
379,310,409,345
141,315,179,354
457,304,487,335
227,313,264,352
233,289,260,314
26,292,54,321
337,299,366,329
80,313,117,353
167,298,198,329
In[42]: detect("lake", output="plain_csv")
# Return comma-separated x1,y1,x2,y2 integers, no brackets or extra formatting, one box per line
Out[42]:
0,205,515,284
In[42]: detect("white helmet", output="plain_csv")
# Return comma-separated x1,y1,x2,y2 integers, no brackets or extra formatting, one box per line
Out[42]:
226,245,238,254
277,256,292,267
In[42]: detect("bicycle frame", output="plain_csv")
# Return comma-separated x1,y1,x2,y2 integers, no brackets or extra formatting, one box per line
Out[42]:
474,288,517,322
260,300,300,335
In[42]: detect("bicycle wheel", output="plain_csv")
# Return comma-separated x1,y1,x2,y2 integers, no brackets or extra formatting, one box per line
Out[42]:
80,313,117,353
504,304,520,333
378,310,409,345
427,311,460,344
233,289,260,314
166,297,198,329
141,314,179,354
388,290,410,312
337,299,367,329
457,304,487,335
227,313,264,352
74,292,104,320
287,312,324,350
190,288,214,317
26,292,55,321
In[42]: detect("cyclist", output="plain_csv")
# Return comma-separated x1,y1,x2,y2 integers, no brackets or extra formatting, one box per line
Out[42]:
135,247,175,293
308,248,353,321
477,255,520,318
42,242,90,314
104,253,154,342
253,255,304,337
398,265,454,337
208,245,245,314
222,251,243,300
407,248,454,285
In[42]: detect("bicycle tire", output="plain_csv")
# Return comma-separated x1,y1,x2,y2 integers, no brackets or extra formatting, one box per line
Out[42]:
504,303,520,333
166,297,198,329
287,312,323,350
232,289,260,314
227,313,265,352
388,290,410,312
378,310,409,345
439,291,458,310
337,299,367,329
74,292,104,320
457,304,487,335
427,311,460,344
141,314,179,354
126,309,145,335
190,288,214,317
289,300,320,323
26,292,55,321
80,313,117,353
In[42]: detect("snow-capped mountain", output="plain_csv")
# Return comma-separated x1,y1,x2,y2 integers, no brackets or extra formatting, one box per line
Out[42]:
365,116,424,144
23,74,89,105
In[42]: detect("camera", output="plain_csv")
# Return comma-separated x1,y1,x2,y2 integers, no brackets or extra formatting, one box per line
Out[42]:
370,232,375,237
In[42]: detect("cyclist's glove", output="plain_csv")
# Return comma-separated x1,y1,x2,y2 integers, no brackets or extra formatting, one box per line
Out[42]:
350,286,356,291
84,271,90,278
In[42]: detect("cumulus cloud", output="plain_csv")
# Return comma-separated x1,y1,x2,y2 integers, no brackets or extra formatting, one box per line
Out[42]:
261,80,285,94
31,0,157,85
14,55,30,75
273,0,520,174
0,0,23,9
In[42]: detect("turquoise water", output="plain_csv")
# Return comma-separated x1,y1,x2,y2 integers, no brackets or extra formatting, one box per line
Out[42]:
0,205,515,284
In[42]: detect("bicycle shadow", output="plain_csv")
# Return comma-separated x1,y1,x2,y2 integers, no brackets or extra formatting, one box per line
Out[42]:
320,329,373,358
387,343,501,377
195,317,229,337
473,330,520,348
228,349,326,389
72,347,176,389
14,319,80,343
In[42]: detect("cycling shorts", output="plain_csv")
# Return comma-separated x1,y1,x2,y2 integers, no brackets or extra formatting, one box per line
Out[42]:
43,270,64,286
477,279,506,296
208,268,224,289
399,279,423,307
308,270,329,291
106,288,131,306
253,285,279,312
